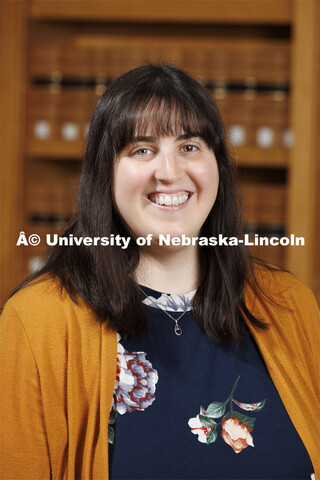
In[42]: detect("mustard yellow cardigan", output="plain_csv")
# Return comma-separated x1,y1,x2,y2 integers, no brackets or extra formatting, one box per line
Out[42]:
0,268,319,479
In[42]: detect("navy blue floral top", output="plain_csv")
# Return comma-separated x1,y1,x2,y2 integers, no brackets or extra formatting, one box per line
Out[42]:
108,286,314,479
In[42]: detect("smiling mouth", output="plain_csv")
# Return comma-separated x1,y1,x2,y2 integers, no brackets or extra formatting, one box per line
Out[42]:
148,192,192,206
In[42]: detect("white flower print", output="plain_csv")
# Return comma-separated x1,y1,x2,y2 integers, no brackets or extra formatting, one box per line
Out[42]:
142,291,195,312
188,414,217,444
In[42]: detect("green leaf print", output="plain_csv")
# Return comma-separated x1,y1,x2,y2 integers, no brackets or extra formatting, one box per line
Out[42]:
236,412,256,429
108,424,115,444
109,409,118,425
206,401,226,418
199,414,217,429
206,429,218,445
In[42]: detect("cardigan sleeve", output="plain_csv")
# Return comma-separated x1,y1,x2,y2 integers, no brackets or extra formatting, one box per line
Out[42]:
246,268,320,479
0,302,51,479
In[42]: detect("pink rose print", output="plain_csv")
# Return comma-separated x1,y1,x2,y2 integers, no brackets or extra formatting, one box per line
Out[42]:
221,415,254,453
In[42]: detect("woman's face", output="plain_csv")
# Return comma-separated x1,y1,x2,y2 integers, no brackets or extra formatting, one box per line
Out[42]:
113,134,219,244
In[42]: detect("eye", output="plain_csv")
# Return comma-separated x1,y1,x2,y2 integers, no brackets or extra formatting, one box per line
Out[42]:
134,148,152,156
181,144,198,153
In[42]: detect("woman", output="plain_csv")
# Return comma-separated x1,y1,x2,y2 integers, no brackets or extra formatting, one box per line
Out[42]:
0,64,319,479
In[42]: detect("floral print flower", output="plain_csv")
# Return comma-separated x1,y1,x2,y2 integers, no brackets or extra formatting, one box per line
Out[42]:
188,414,217,444
221,415,254,453
188,376,266,452
108,335,158,443
113,334,158,415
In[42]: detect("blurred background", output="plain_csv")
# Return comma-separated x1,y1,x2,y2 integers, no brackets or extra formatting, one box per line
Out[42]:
1,0,319,304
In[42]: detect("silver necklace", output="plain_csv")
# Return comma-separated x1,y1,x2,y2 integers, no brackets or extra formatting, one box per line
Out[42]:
138,286,191,336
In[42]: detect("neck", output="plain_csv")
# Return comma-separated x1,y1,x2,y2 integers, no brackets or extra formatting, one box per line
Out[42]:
135,246,200,294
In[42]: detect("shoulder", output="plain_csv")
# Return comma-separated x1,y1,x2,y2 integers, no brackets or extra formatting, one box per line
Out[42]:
0,276,104,355
252,263,318,310
6,275,71,312
3,275,92,323
246,263,319,350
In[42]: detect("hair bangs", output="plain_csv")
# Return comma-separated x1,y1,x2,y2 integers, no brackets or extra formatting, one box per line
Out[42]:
111,95,213,155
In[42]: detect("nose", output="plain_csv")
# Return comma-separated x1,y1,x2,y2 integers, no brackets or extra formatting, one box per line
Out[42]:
154,151,184,183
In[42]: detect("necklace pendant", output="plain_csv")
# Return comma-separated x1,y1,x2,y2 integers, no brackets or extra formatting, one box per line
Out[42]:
174,323,183,336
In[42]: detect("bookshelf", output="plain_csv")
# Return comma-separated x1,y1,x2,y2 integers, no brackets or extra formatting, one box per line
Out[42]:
1,0,319,303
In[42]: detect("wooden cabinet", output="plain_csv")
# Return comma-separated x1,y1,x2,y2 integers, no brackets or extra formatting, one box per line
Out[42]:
1,0,319,303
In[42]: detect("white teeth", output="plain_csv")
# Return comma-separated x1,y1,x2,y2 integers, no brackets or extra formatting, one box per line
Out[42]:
150,193,190,206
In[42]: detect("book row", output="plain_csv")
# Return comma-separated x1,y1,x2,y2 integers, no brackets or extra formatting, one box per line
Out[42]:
29,41,290,84
27,89,292,150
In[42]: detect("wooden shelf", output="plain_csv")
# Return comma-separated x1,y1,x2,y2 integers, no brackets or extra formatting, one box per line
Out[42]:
30,0,292,24
27,139,84,160
234,147,288,168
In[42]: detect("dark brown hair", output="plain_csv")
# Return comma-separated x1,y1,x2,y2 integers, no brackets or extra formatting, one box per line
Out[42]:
12,64,266,343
